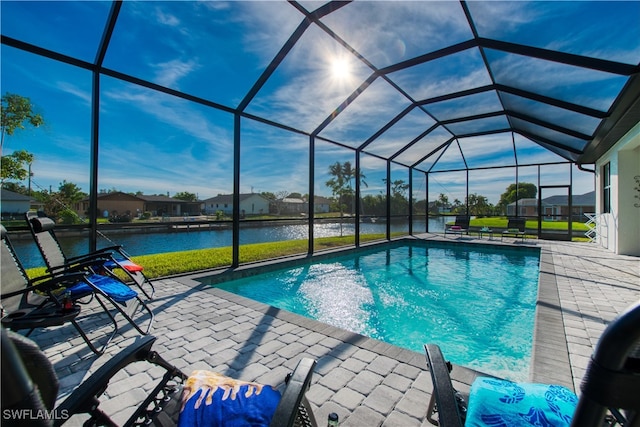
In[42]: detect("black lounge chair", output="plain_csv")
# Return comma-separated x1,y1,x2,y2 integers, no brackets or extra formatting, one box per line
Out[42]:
444,216,470,237
424,300,640,426
1,225,119,354
1,329,318,427
4,223,153,343
501,217,526,241
26,211,155,299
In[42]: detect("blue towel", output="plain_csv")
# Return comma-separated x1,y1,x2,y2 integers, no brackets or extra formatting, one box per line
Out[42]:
68,274,137,303
178,370,281,427
466,377,578,426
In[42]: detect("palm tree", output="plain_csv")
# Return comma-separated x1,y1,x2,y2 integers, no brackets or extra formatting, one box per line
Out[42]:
326,161,367,235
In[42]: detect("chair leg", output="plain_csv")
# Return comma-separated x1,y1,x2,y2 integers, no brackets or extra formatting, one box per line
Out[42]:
130,271,155,300
74,294,120,355
84,281,154,336
427,393,439,426
111,296,154,335
133,296,154,335
88,270,154,334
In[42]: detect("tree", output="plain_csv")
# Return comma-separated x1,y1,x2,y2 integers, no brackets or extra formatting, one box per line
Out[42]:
1,181,28,194
1,149,33,183
174,191,198,201
450,198,463,214
261,191,276,201
1,93,44,155
326,161,367,215
273,190,290,215
384,179,409,215
466,193,493,216
326,161,367,235
435,193,449,213
58,180,85,204
498,182,537,214
38,181,87,223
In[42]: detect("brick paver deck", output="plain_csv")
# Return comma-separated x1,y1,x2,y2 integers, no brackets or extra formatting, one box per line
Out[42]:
17,235,640,426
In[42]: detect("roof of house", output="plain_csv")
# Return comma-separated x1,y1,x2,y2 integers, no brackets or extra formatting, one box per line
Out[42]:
282,198,305,204
81,192,198,203
139,194,188,203
543,191,596,206
202,193,269,204
93,191,144,202
1,188,34,202
314,196,332,204
508,191,595,207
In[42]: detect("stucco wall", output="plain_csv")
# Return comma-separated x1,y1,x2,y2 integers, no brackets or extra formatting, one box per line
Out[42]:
596,122,640,256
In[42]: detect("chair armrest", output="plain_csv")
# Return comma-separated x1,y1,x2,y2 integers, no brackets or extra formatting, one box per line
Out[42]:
424,344,465,427
90,245,124,254
1,272,89,300
270,358,317,427
65,245,125,263
45,256,111,275
54,336,157,424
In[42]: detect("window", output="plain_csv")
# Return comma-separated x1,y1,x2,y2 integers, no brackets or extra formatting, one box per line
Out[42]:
602,162,611,213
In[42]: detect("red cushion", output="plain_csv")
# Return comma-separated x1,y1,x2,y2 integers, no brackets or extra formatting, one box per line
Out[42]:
120,260,144,272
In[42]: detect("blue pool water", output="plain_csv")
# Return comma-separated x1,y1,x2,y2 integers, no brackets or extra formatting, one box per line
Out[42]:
216,242,540,381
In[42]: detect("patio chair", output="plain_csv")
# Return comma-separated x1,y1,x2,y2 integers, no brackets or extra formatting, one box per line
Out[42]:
1,328,318,427
26,211,155,299
424,300,640,427
2,224,153,347
501,217,526,241
444,215,470,237
1,225,119,354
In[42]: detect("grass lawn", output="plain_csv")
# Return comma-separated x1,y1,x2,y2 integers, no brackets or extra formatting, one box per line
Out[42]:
26,234,392,280
450,217,589,232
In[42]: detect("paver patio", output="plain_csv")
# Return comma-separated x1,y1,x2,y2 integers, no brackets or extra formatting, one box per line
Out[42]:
17,235,640,426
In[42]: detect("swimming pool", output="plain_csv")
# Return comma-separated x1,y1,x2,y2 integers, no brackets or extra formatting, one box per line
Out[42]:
214,241,540,381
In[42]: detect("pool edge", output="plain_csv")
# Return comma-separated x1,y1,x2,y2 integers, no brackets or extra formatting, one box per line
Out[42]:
530,247,573,389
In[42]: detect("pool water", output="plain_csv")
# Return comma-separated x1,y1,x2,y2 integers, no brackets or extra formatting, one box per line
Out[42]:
216,242,540,381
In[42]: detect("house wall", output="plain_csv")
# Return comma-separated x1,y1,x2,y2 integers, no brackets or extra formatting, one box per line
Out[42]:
314,203,330,213
78,200,145,218
596,121,640,256
241,195,269,216
206,195,269,216
204,201,232,215
282,199,308,214
1,200,30,216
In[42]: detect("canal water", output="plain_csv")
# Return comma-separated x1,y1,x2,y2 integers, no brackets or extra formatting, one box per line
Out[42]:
14,218,448,269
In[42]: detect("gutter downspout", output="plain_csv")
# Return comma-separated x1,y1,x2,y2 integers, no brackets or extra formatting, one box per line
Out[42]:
577,163,595,174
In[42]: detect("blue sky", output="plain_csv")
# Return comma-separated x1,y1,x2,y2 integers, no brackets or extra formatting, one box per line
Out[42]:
2,1,639,204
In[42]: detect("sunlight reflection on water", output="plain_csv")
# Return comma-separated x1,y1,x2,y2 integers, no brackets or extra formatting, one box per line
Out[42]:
216,242,539,381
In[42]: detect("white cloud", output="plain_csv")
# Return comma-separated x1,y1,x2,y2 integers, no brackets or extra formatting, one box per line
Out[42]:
55,82,92,106
153,59,200,88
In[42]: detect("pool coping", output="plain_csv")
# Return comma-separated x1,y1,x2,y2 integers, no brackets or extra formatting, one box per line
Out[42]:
189,236,572,389
531,247,573,388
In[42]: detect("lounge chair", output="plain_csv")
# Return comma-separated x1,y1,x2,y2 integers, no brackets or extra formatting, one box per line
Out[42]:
1,225,120,354
501,217,526,241
444,216,470,237
26,212,155,299
424,300,640,427
1,329,318,427
3,224,153,345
